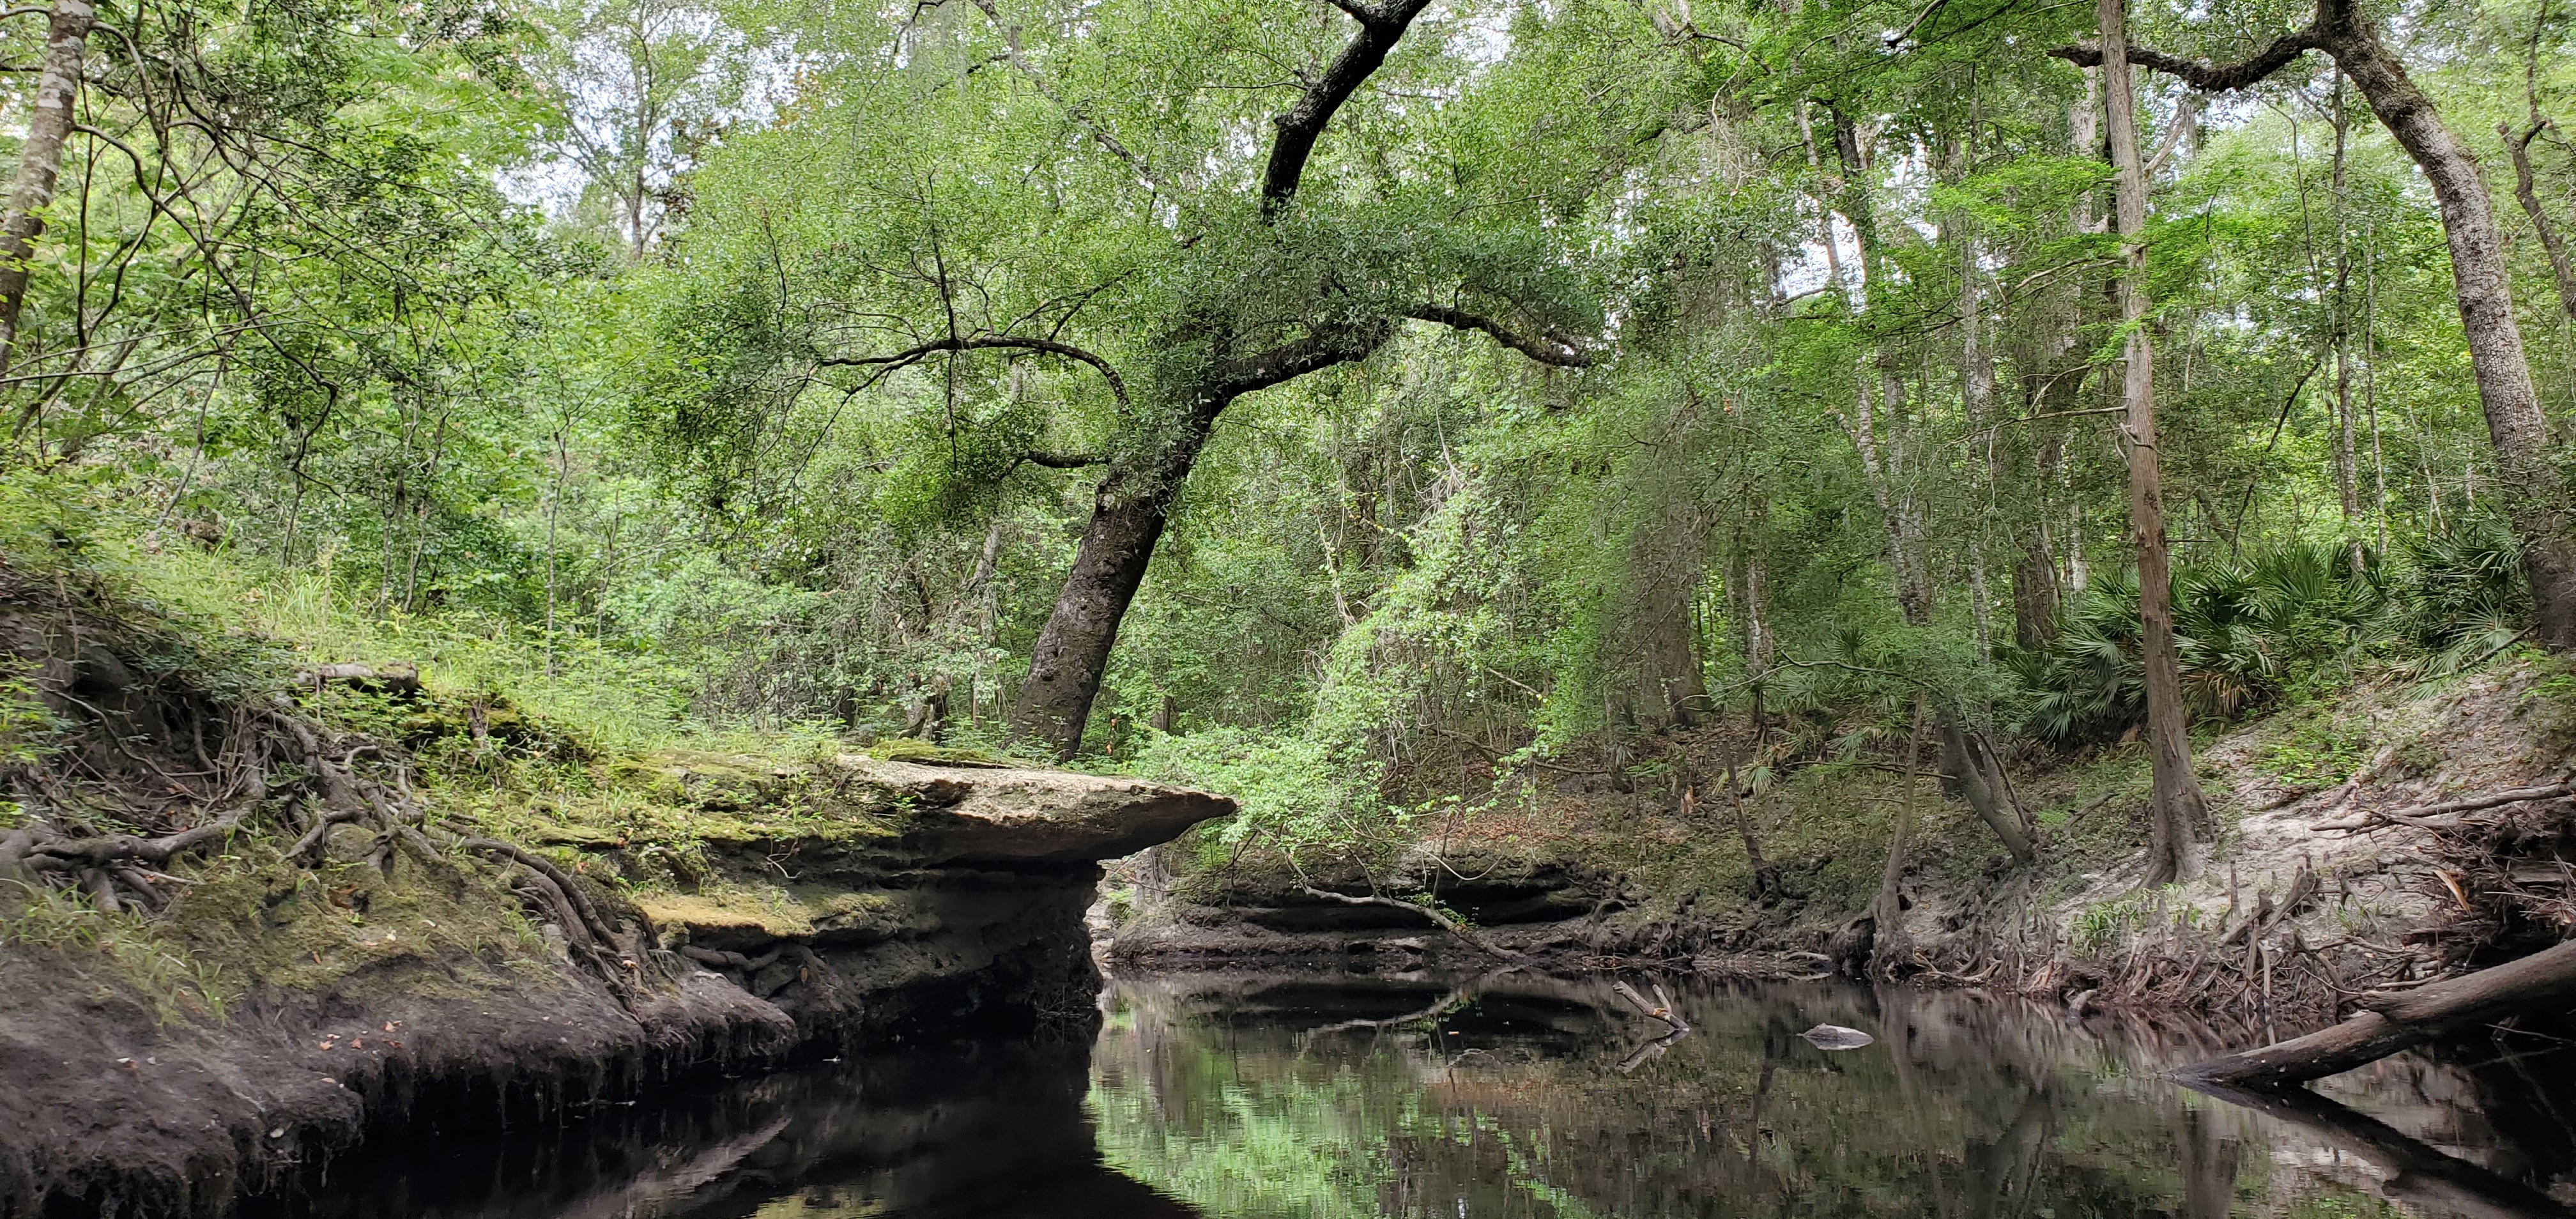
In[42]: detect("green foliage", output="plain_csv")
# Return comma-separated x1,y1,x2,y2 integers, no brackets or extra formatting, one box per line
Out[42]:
2012,532,2522,745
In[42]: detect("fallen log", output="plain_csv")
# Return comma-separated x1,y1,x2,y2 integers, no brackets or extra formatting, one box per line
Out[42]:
295,662,421,698
1298,885,1521,960
2315,782,2576,833
2180,937,2576,1087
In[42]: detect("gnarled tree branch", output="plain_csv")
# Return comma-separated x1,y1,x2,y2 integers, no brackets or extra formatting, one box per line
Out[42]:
1259,0,1436,219
819,334,1129,410
1409,303,1593,368
2048,30,2326,93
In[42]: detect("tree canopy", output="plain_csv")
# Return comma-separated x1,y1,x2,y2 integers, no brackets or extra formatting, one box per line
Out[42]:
5,0,2575,913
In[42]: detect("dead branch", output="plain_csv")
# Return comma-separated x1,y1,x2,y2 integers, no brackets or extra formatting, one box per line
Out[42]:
1298,885,1521,959
1611,978,1690,1035
2315,781,2576,832
293,662,420,698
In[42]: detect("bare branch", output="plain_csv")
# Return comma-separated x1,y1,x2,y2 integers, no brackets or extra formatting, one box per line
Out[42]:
2049,29,2326,93
1408,303,1593,367
818,334,1130,410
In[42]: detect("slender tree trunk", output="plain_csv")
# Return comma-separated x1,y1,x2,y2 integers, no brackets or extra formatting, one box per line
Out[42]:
0,0,94,376
1867,696,1929,976
1722,749,1781,903
1961,224,1997,663
2332,80,2365,575
2101,0,2205,885
2503,123,2576,325
2313,0,2576,645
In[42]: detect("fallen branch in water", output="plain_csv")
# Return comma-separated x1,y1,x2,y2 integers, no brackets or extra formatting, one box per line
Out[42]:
2188,1081,2576,1218
1611,979,1690,1035
1298,885,1521,960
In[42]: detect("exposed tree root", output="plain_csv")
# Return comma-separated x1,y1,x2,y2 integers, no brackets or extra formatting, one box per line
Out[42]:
0,580,650,1005
2181,937,2576,1086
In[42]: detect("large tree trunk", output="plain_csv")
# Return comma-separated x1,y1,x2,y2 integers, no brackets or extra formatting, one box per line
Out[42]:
1008,404,1222,758
2101,0,2205,886
0,0,93,374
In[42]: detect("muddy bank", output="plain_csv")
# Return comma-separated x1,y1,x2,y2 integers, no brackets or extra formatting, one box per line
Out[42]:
0,756,1229,1218
1107,661,2576,1019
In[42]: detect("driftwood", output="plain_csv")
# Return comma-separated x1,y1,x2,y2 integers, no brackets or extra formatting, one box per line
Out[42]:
2315,782,2576,833
1298,885,1521,959
1617,1027,1689,1073
1611,979,1690,1035
2182,936,2576,1086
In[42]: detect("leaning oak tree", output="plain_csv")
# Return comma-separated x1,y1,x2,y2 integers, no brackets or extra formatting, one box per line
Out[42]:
2055,0,2576,648
652,0,1611,759
999,0,1595,756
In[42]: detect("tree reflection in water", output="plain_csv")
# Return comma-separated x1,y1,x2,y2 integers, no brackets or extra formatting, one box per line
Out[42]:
1088,972,2576,1219
263,972,2576,1218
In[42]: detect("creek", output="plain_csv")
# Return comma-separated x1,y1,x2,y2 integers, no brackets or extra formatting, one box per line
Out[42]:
255,972,2576,1218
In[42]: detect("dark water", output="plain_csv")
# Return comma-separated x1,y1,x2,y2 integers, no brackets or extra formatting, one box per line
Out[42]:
273,972,2576,1218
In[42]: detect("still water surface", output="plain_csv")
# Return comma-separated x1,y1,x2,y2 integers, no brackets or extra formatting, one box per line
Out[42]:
277,972,2576,1218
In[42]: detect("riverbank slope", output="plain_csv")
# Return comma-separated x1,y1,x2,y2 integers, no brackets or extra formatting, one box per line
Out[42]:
0,560,1230,1216
1108,656,2576,1027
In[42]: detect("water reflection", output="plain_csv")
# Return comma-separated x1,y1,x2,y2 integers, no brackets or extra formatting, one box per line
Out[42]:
264,972,2576,1218
1089,972,2576,1219
269,1039,1193,1219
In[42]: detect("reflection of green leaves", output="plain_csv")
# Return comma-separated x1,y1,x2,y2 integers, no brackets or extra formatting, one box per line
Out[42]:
1087,982,2400,1218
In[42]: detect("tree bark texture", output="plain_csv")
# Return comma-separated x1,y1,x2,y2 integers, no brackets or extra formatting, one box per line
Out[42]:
1940,718,2035,863
2099,0,2205,885
0,0,93,374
